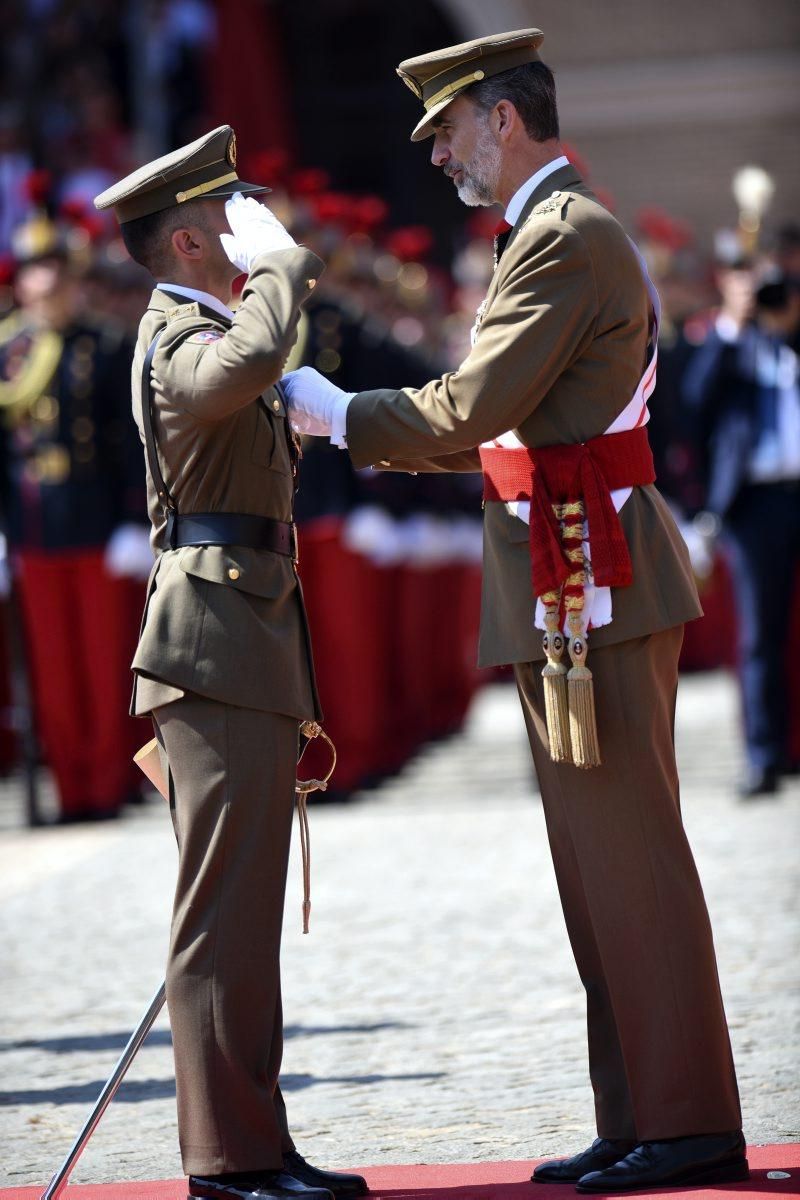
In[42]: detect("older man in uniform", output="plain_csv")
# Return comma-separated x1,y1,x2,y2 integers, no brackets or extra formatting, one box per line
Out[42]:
283,30,747,1194
94,128,367,1200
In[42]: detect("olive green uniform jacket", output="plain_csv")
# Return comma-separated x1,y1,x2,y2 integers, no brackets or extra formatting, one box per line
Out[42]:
345,164,701,667
130,247,324,718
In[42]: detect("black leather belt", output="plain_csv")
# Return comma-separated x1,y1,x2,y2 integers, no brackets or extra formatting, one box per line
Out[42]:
166,511,297,558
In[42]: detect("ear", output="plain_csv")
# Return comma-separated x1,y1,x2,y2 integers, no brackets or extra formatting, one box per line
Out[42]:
493,99,518,142
170,226,203,263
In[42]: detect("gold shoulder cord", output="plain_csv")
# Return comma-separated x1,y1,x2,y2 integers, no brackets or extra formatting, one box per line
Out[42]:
295,722,338,934
0,328,63,426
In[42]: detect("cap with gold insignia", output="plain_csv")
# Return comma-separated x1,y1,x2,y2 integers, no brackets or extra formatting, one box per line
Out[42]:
93,125,270,225
397,28,544,142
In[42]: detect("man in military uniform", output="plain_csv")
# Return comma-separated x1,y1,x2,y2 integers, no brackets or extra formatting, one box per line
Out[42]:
283,30,746,1193
0,232,150,821
94,127,368,1200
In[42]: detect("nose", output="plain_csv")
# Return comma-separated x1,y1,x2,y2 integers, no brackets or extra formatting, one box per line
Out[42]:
431,138,449,168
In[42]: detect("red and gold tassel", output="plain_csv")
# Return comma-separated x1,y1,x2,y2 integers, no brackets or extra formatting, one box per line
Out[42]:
561,501,601,768
541,582,572,763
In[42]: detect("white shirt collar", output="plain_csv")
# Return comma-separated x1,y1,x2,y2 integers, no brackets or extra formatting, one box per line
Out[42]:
156,281,235,322
504,155,571,227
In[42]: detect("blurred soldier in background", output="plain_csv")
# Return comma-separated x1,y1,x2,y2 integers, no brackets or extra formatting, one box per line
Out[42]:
0,222,152,821
684,263,800,795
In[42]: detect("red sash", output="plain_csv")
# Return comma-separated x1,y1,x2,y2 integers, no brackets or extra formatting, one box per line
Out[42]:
479,426,655,600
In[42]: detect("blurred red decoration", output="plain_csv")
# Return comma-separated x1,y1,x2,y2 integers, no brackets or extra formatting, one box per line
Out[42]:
351,195,389,233
385,225,434,262
0,254,16,286
25,169,52,207
637,206,694,251
59,198,90,222
290,168,331,196
242,147,290,186
466,209,500,241
313,191,353,226
76,214,107,244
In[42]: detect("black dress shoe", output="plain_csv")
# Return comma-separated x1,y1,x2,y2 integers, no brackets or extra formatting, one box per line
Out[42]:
188,1169,334,1200
284,1150,368,1197
532,1138,637,1184
576,1131,749,1192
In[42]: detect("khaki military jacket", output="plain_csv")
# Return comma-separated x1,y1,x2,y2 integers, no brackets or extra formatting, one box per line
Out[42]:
345,164,701,667
130,247,324,718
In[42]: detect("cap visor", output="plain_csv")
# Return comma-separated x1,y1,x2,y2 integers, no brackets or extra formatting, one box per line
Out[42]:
410,95,458,142
202,179,272,200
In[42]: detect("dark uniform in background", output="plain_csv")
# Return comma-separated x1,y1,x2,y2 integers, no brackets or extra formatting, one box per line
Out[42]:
683,271,800,794
0,256,149,820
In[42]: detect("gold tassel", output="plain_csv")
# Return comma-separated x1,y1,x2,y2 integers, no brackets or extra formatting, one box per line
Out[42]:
541,600,572,763
566,610,601,768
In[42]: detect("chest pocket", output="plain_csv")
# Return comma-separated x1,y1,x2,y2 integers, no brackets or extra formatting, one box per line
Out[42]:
251,397,291,474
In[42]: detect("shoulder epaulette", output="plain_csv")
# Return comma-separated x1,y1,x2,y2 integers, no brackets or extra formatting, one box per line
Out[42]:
524,190,573,228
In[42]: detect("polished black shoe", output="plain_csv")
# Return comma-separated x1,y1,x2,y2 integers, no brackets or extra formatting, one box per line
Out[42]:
532,1138,637,1184
576,1131,749,1192
188,1169,334,1200
283,1150,368,1197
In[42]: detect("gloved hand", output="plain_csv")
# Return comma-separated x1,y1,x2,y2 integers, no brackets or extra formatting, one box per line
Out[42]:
105,523,154,581
281,366,354,440
220,192,296,273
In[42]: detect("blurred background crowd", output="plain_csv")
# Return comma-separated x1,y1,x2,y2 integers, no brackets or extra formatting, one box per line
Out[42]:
0,0,798,823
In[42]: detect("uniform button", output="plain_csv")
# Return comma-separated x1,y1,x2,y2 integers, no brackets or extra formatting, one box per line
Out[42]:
272,398,281,411
306,278,317,290
227,568,240,581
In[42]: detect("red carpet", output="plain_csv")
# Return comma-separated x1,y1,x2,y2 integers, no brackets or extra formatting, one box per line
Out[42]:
4,1148,798,1200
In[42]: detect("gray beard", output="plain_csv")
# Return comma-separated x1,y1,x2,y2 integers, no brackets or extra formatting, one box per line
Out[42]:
455,126,501,207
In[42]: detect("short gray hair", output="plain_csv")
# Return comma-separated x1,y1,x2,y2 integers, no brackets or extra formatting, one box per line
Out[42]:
468,61,559,143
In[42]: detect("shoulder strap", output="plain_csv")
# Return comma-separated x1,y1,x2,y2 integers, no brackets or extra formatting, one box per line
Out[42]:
140,328,176,516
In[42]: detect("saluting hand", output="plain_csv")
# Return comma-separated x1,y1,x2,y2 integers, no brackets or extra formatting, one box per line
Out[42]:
281,365,354,442
220,191,296,272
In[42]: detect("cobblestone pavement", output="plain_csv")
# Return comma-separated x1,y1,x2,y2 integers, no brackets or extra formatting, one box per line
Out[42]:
1,671,798,1189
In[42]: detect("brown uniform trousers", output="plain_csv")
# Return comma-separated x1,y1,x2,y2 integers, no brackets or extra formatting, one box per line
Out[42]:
154,697,299,1173
515,628,741,1140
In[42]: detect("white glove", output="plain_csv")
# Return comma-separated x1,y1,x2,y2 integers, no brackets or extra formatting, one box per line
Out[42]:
105,523,154,581
281,366,354,441
220,192,296,272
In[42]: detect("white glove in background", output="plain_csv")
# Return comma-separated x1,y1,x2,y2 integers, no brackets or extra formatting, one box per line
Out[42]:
281,366,354,442
105,523,154,581
220,192,296,273
0,533,10,600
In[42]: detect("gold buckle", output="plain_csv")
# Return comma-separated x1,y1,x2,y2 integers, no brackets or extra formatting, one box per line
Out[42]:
291,523,299,565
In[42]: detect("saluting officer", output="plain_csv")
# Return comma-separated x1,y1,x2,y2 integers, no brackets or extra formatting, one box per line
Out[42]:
94,127,368,1200
283,30,747,1194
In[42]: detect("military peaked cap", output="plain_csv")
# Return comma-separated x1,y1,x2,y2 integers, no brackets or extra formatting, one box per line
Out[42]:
93,125,269,225
397,28,545,142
